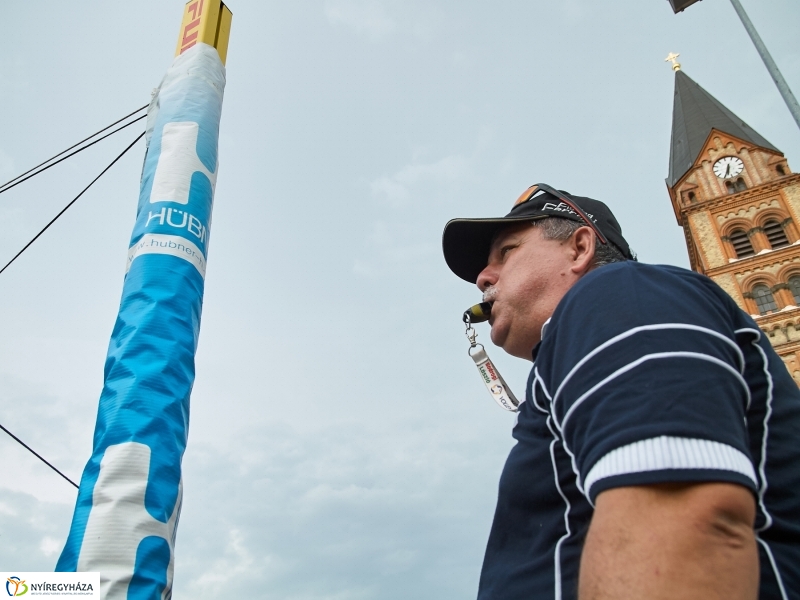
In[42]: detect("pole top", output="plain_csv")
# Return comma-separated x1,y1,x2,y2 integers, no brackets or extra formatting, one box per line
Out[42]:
665,52,682,72
176,1,233,65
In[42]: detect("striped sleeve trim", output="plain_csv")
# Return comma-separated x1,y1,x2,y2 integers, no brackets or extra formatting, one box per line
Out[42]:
584,436,757,498
557,351,750,433
552,323,746,410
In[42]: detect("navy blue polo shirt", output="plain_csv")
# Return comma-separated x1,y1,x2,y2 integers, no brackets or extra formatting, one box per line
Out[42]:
478,262,800,600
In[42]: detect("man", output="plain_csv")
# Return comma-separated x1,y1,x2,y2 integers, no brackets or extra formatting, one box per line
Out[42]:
442,184,800,599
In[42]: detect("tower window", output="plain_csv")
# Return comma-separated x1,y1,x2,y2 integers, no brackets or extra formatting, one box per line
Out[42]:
752,284,778,315
726,181,736,194
789,276,800,304
688,191,696,203
735,178,747,192
763,220,789,249
729,229,754,258
777,165,786,176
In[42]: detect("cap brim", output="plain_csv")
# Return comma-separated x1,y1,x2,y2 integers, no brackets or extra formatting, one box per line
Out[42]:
442,215,546,283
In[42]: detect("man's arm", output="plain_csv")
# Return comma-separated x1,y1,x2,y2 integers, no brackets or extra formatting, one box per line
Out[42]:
579,482,758,600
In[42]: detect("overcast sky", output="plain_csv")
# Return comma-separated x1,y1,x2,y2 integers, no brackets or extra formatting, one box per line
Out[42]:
1,1,799,598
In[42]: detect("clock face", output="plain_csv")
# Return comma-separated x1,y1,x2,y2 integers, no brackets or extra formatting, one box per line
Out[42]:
713,156,744,179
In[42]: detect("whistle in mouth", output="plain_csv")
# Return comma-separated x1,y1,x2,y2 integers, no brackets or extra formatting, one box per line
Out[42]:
463,302,492,324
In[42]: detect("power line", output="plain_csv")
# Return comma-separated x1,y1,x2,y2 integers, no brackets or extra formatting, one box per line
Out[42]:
0,104,147,191
0,115,146,196
0,130,145,490
0,107,147,196
0,131,145,277
0,421,78,489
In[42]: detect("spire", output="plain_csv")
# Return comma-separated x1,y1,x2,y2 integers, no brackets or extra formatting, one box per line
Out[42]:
665,52,681,72
667,70,780,187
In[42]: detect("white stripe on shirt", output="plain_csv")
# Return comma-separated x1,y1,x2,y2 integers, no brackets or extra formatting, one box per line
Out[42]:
736,327,789,599
556,351,750,434
551,323,746,411
584,435,757,498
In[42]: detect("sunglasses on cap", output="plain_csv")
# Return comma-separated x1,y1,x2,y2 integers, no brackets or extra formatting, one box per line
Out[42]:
514,183,609,246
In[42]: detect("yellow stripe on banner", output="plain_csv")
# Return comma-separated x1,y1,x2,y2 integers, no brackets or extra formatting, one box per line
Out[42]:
175,0,233,65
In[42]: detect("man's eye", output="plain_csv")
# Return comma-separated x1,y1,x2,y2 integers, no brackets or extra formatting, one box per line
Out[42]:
500,245,515,258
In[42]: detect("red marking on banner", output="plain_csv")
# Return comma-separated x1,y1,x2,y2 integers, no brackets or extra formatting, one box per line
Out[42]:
180,0,207,55
187,0,205,20
180,15,202,54
182,23,200,43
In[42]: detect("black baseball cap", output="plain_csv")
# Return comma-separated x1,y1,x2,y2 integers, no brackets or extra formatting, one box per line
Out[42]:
442,183,634,283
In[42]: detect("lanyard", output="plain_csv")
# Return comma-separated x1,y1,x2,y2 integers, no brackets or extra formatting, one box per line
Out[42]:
464,312,520,412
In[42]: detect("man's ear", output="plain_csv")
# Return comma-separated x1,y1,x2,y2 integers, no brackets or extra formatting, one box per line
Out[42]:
570,226,596,276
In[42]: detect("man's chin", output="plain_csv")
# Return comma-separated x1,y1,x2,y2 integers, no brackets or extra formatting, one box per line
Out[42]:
489,325,507,350
491,328,536,361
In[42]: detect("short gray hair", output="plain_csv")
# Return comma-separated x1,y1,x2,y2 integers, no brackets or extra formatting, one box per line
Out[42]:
531,217,627,268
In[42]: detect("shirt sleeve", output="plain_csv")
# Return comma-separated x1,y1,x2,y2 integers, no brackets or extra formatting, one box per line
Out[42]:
537,264,758,504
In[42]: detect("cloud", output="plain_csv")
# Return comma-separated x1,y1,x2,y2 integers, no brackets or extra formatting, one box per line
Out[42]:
355,152,471,276
324,0,395,41
40,536,62,557
560,0,587,20
190,529,268,592
370,154,470,207
0,56,29,102
0,148,14,182
0,205,28,258
0,490,73,571
352,220,435,277
171,417,501,599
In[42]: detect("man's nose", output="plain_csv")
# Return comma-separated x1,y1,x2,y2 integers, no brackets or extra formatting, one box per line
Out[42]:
476,265,497,291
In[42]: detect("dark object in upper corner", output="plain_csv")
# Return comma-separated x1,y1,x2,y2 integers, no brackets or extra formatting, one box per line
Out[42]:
668,0,703,13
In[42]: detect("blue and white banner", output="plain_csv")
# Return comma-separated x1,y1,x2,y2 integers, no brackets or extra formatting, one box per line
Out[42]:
56,43,226,600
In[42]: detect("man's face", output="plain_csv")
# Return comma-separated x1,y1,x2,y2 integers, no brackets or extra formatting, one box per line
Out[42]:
475,222,583,360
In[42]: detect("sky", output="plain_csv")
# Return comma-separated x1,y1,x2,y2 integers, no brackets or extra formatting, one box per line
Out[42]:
1,1,799,598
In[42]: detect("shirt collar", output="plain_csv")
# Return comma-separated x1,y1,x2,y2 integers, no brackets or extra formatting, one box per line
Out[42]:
530,317,552,361
540,317,552,340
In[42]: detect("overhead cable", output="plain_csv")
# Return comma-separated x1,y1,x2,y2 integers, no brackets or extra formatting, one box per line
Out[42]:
0,131,145,277
0,421,78,489
0,104,148,196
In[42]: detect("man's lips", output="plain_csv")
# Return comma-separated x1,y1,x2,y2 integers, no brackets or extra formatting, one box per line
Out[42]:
483,288,497,323
485,301,496,325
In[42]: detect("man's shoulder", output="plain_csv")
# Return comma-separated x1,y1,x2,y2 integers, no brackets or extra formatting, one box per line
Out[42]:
543,261,749,351
565,261,734,315
576,261,713,295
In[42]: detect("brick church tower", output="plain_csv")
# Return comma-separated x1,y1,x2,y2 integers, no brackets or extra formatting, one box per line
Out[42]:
666,64,800,383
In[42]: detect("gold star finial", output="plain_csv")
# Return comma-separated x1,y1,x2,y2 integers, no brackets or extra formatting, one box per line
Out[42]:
665,52,681,72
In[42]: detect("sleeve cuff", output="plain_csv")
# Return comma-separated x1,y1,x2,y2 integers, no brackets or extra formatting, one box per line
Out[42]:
584,436,757,502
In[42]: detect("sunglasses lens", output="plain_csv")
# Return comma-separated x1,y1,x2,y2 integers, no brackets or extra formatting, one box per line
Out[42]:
513,185,538,206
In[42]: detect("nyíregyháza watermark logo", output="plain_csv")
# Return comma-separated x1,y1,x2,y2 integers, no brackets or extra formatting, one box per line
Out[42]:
5,577,28,597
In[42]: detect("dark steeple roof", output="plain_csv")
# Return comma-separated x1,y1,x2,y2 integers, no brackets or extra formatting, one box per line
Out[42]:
667,70,780,187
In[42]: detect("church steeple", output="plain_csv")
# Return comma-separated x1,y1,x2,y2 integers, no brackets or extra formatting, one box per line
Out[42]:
668,70,779,187
664,68,800,384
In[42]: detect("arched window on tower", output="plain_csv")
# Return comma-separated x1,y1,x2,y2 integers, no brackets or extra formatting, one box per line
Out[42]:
729,229,754,258
735,178,747,192
777,164,786,176
726,181,736,194
789,276,800,304
752,284,779,315
763,219,789,249
688,191,696,203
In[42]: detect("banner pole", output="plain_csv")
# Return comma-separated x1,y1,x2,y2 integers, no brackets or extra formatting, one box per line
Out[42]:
56,4,232,598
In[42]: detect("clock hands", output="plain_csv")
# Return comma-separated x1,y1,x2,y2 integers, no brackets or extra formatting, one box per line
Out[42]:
713,157,744,179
